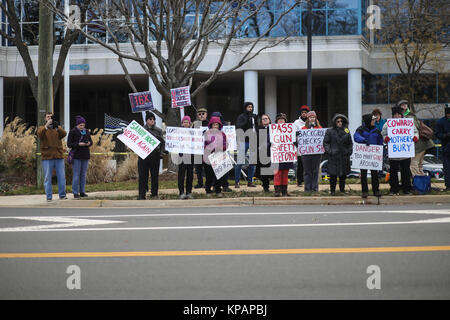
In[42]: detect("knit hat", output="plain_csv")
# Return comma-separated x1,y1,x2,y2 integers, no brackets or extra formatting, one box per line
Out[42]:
146,111,156,121
181,115,191,124
300,105,310,112
275,113,287,123
75,115,86,125
392,106,403,117
208,116,222,129
397,100,408,107
307,111,316,118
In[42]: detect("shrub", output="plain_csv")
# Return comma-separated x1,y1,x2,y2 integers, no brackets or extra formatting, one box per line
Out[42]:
115,152,138,182
0,117,36,184
85,128,116,184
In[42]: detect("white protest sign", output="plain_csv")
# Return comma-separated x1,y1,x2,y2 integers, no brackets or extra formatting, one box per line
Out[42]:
222,125,237,151
351,143,384,171
297,128,327,156
208,151,234,179
170,86,191,108
117,120,160,160
269,123,297,163
165,127,204,155
386,118,415,158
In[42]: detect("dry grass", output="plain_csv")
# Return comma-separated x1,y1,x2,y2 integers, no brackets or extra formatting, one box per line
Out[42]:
85,128,116,184
115,152,139,182
0,117,36,184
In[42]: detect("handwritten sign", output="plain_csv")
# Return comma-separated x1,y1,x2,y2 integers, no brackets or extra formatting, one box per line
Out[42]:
117,120,160,159
269,123,297,163
386,118,415,158
297,128,327,156
171,86,191,108
223,125,237,151
128,91,154,113
208,151,234,179
165,127,204,155
351,143,383,171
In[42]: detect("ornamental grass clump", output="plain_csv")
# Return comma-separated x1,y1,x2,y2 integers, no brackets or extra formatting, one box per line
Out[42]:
115,152,138,182
85,128,116,184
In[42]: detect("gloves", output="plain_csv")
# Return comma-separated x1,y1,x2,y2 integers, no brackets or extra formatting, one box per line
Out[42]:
384,136,390,143
413,136,419,142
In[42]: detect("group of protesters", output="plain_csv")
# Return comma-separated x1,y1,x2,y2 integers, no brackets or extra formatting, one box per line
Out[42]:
37,99,450,201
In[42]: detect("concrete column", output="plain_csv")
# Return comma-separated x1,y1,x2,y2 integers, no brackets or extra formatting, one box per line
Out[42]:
264,75,277,122
348,68,362,135
244,70,258,114
0,77,3,136
149,77,163,129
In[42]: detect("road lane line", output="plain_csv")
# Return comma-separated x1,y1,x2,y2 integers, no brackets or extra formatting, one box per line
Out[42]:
1,246,450,259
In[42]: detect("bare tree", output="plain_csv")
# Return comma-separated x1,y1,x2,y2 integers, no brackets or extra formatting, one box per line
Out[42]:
46,0,301,123
0,0,95,104
376,0,450,111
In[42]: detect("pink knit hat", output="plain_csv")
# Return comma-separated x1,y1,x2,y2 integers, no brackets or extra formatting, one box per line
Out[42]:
307,111,316,118
181,115,191,124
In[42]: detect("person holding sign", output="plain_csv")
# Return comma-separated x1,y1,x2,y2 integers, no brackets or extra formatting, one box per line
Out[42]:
301,111,323,193
211,111,232,192
354,114,383,198
203,116,228,197
257,114,273,193
382,107,418,195
272,113,294,197
323,114,353,196
177,116,195,200
193,107,209,189
294,105,310,186
138,112,165,200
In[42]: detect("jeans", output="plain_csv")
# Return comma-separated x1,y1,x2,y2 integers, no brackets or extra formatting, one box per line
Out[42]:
235,141,255,184
42,159,66,200
302,154,321,192
72,159,89,194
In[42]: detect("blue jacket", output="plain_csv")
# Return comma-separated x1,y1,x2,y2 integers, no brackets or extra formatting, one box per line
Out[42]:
354,126,383,146
435,116,450,154
374,118,386,132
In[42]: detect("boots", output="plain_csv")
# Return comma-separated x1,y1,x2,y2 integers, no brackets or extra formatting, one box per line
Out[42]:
274,186,281,197
281,185,290,196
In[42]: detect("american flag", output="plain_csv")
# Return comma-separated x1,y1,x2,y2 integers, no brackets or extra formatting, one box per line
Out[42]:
104,114,129,135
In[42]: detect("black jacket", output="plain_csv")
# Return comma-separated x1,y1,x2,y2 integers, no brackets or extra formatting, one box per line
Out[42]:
144,124,165,160
67,127,93,160
323,114,353,177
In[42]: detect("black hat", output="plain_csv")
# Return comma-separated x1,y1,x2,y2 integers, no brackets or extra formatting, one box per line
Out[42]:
392,106,403,117
445,104,450,115
146,111,156,121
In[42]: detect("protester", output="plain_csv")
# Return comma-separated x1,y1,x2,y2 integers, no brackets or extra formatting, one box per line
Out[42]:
398,100,435,177
256,114,273,193
203,116,228,197
193,107,209,189
67,115,93,199
382,106,417,195
36,112,67,202
177,116,194,199
294,105,310,186
138,111,165,200
354,114,383,198
211,111,232,192
372,108,386,132
235,101,258,188
323,114,353,195
273,113,293,197
434,105,450,191
301,111,323,193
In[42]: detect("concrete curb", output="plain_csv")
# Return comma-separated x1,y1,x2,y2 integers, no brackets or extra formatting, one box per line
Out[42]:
2,195,449,209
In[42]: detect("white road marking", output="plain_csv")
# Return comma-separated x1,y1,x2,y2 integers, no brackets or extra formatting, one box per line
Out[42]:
0,217,125,232
0,216,449,232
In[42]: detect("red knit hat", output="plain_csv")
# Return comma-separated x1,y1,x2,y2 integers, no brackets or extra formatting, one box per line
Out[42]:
300,105,310,112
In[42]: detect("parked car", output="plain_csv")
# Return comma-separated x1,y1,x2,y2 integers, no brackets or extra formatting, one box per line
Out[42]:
423,154,444,180
320,160,361,179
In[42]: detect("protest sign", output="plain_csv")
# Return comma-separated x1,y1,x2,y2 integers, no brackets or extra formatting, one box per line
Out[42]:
386,118,415,158
128,91,154,113
170,86,191,108
351,143,384,171
297,128,327,156
269,123,297,163
165,127,204,155
222,125,237,151
117,120,160,159
208,151,234,179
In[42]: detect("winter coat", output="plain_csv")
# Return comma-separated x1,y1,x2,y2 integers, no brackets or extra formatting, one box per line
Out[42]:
323,114,353,177
354,114,383,146
436,116,450,155
144,124,165,161
374,118,387,132
203,117,227,163
404,111,435,153
67,127,93,160
236,105,258,145
257,124,271,170
37,125,67,160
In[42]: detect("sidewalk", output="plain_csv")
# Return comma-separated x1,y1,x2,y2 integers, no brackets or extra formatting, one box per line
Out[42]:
1,183,449,208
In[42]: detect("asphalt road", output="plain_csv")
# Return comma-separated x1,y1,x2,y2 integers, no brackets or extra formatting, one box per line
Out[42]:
0,204,449,300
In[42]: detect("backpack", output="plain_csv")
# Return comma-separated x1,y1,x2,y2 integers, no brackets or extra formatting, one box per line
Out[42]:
418,121,433,141
413,175,431,194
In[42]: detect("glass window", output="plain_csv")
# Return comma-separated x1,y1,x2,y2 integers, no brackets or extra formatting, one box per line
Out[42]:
328,0,359,9
415,74,437,104
22,0,39,23
362,74,388,104
273,9,300,37
438,74,449,103
327,9,358,35
302,10,326,36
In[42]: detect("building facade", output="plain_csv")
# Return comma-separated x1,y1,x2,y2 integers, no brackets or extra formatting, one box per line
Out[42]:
0,0,448,136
